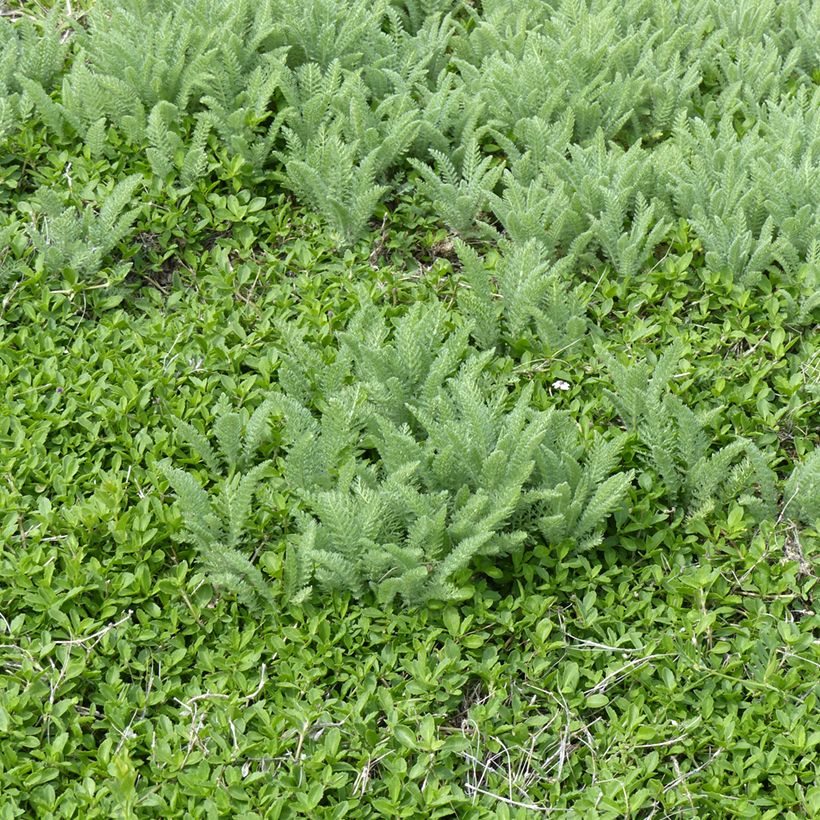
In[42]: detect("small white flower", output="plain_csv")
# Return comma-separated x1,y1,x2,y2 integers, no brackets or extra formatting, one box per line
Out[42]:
552,380,570,391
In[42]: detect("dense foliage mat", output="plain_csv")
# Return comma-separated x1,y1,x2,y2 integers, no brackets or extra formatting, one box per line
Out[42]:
1,0,818,817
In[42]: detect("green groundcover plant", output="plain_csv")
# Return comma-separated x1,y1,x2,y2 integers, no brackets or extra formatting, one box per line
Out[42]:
0,0,818,817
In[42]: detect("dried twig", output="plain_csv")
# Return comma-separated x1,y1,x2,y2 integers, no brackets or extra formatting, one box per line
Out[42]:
664,747,723,794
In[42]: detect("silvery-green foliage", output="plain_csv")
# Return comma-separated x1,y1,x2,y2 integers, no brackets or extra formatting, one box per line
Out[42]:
28,175,144,282
294,374,548,603
199,46,288,168
706,39,801,125
272,61,422,238
404,72,471,159
408,117,504,236
274,385,368,494
333,85,421,178
450,0,538,68
592,192,670,281
706,0,818,73
458,34,575,136
758,87,820,267
161,459,276,606
282,352,632,605
274,319,352,407
389,0,460,34
487,113,574,186
1,12,67,139
277,60,353,146
0,12,66,137
487,172,575,257
0,13,66,93
692,0,819,123
53,63,146,144
166,306,632,606
780,0,820,78
179,115,214,186
364,13,461,156
784,449,820,529
268,0,393,69
522,419,634,550
455,239,587,354
0,95,11,143
543,131,660,225
783,241,820,327
278,55,429,171
74,0,245,111
146,101,182,179
52,0,281,153
380,11,454,86
603,344,777,520
162,396,280,606
664,103,820,284
502,131,667,273
279,125,389,245
339,301,469,429
454,0,710,145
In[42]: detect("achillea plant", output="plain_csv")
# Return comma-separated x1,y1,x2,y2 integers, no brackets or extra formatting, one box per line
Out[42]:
165,306,633,606
602,343,777,521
